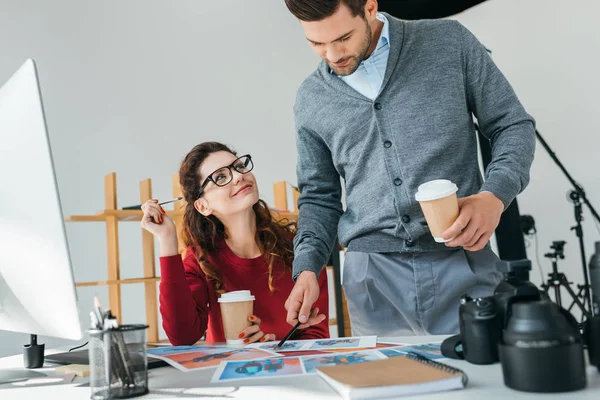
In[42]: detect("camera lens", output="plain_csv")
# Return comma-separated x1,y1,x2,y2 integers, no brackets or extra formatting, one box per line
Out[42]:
503,301,578,347
499,300,586,393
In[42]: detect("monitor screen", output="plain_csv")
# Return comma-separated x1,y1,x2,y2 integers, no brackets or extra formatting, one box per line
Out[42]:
0,59,82,341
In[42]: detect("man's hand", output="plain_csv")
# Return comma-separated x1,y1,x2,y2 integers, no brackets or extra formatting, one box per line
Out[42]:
442,192,504,251
284,270,324,329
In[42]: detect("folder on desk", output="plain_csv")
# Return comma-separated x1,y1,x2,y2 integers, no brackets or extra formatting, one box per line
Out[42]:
315,352,467,400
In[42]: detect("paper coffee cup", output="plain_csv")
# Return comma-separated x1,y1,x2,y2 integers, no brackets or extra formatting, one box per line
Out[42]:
218,290,255,344
415,179,459,243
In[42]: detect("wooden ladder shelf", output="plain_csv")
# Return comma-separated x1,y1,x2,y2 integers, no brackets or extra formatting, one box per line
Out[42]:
65,173,186,342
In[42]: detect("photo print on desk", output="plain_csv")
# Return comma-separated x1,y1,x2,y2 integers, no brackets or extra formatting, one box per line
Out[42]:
147,345,204,356
278,350,328,358
147,345,280,372
301,350,386,373
256,341,303,351
320,342,406,354
396,342,445,360
378,347,411,358
211,357,305,382
309,338,361,350
210,343,429,382
247,336,377,352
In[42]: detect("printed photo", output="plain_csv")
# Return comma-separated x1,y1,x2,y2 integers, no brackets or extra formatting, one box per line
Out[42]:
309,338,360,350
301,350,386,373
322,342,406,354
278,350,328,358
148,346,280,371
255,341,303,351
212,357,305,382
398,343,445,359
246,336,377,353
378,347,407,358
147,345,213,356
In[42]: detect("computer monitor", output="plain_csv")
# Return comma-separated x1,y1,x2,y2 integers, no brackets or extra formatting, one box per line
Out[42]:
0,59,82,382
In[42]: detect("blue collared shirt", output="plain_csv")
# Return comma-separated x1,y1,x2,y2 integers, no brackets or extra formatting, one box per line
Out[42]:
339,13,390,100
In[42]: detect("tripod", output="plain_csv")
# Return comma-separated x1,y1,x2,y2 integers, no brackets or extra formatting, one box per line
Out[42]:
542,241,592,320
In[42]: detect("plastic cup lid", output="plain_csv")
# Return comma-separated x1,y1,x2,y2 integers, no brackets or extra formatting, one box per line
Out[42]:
414,179,458,202
218,290,255,303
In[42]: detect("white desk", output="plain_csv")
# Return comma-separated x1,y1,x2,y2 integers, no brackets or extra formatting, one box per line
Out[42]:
1,336,599,399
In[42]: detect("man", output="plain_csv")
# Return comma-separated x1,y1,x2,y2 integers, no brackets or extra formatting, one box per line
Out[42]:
283,0,535,336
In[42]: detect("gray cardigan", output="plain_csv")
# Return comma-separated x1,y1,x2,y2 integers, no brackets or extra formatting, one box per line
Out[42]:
292,14,535,279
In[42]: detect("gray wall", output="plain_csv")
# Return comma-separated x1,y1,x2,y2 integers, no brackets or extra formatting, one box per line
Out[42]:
1,0,599,356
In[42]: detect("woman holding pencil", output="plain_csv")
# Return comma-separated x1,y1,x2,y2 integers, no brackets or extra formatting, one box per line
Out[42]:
140,142,329,345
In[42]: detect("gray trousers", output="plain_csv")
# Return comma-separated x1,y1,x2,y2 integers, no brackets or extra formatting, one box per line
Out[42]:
342,247,502,336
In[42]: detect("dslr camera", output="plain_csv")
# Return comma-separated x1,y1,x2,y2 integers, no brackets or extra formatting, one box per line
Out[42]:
442,259,590,393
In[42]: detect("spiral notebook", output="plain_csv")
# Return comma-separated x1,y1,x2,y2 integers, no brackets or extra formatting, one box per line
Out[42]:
315,352,467,400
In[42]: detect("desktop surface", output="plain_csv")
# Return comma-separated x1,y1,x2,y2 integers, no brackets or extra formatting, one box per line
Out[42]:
1,335,599,399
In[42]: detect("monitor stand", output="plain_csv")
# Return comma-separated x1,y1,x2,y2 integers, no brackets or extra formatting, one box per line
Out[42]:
0,335,47,385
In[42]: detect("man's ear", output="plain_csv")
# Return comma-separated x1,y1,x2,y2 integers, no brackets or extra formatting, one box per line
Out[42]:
365,0,378,20
194,198,212,217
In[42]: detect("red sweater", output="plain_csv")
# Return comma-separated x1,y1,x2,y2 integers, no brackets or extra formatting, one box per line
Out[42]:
159,242,330,345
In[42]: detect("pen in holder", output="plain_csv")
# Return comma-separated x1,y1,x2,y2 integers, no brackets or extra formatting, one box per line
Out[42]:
89,324,149,400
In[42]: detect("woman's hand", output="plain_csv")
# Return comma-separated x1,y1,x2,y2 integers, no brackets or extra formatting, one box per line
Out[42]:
238,315,276,344
140,199,178,256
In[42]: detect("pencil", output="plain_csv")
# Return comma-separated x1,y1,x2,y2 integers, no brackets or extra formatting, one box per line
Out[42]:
122,197,183,210
158,197,183,206
277,321,302,348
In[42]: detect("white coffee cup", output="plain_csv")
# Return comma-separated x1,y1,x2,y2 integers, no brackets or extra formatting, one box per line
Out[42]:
218,290,255,344
415,179,459,243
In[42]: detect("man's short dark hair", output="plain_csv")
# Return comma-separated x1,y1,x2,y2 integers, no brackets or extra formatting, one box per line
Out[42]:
284,0,368,22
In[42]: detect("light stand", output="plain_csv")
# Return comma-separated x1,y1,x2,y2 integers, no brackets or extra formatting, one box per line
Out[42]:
536,129,600,316
568,190,593,314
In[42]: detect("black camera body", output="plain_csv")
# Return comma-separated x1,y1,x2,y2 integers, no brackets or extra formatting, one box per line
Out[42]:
457,296,500,365
442,259,588,393
458,259,541,365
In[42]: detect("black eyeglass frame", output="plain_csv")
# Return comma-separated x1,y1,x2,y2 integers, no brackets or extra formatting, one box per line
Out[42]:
198,154,253,197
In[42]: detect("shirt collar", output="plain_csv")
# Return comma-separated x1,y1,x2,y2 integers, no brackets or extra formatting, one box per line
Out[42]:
328,12,390,75
375,12,390,52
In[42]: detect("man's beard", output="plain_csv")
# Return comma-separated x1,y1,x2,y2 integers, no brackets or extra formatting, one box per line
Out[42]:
328,21,372,76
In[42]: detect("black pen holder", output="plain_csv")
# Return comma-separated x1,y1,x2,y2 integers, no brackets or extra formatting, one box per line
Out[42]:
89,324,149,400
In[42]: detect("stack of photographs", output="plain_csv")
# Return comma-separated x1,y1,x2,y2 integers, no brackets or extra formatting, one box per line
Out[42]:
147,337,445,383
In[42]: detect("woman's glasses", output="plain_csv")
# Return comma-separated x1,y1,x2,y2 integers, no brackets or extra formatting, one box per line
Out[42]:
198,154,253,196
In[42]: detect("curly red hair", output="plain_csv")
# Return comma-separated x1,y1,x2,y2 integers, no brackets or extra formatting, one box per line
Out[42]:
178,142,296,294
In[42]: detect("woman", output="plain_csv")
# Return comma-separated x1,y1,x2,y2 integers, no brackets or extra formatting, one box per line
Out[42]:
141,142,329,345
